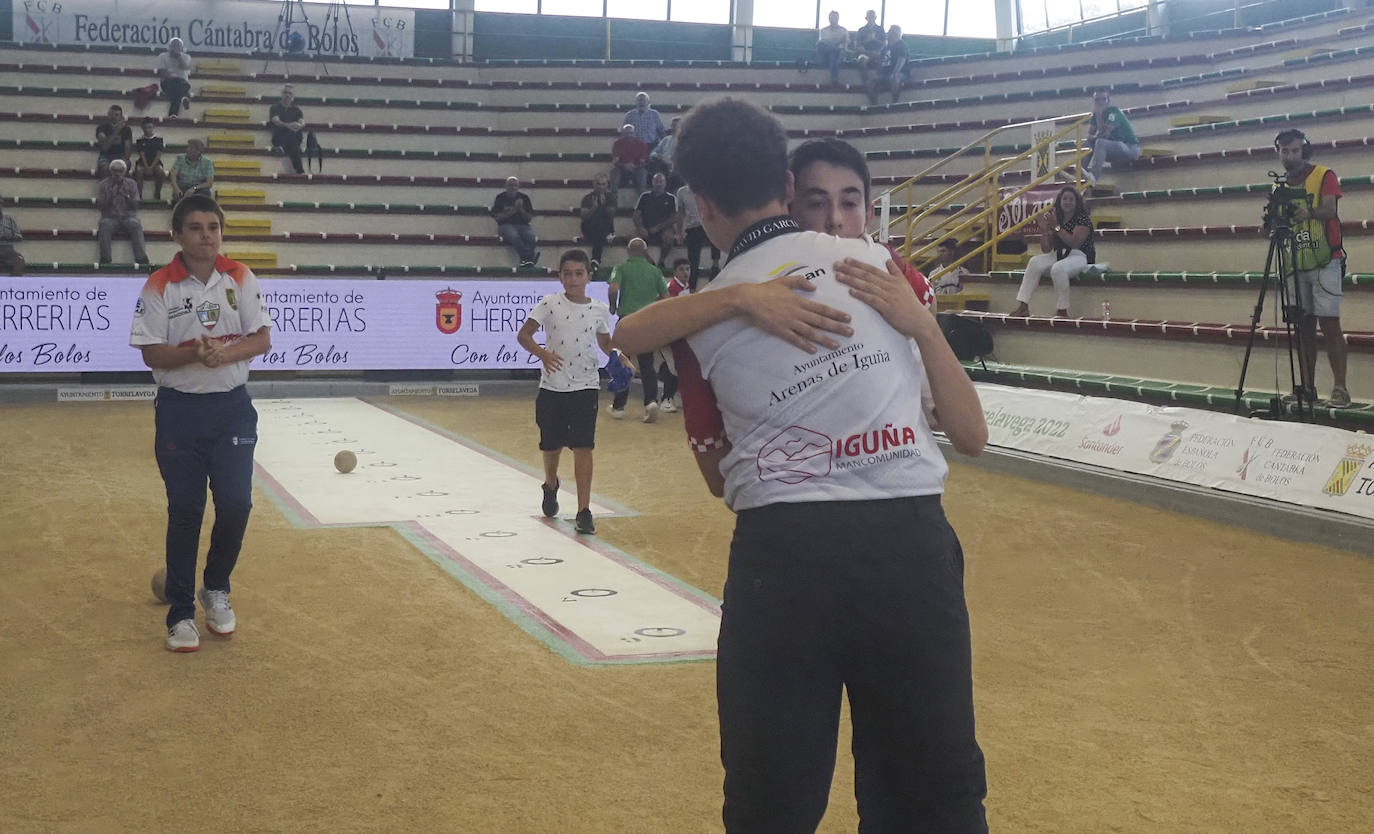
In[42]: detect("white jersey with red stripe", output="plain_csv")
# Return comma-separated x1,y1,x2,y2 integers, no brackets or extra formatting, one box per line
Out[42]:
129,254,272,393
676,220,947,512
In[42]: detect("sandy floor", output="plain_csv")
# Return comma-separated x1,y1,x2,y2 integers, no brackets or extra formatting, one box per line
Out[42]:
1,390,1370,833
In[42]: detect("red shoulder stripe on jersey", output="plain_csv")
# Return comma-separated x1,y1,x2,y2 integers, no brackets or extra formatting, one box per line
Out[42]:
672,339,727,453
215,256,252,286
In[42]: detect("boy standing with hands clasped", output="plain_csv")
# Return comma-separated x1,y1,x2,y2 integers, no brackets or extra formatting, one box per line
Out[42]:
129,194,272,652
517,250,617,535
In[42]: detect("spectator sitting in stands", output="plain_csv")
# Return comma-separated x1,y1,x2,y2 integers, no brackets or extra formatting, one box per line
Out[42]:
133,118,166,201
580,173,617,274
96,159,150,266
492,176,539,268
675,183,719,292
854,10,886,86
634,173,679,269
156,37,195,117
610,124,649,202
0,202,24,276
269,84,307,175
931,238,969,295
96,104,133,178
867,26,909,105
170,139,215,204
1010,185,1094,318
623,92,666,151
1084,89,1140,186
814,10,849,86
648,117,681,189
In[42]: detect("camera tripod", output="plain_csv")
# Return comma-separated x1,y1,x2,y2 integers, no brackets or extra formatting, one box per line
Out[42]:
1234,178,1317,422
263,0,357,77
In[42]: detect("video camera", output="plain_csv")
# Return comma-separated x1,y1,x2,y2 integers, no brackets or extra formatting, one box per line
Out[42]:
1262,170,1311,233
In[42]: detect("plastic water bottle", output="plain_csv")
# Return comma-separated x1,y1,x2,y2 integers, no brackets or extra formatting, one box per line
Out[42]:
1101,301,1112,321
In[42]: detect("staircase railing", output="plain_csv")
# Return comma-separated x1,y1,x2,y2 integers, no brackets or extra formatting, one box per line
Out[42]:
875,113,1094,278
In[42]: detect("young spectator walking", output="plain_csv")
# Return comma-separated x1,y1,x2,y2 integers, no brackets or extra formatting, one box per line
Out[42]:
516,249,616,535
607,238,669,422
129,194,272,652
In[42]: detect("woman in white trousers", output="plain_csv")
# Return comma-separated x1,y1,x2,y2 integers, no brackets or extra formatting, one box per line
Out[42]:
1011,186,1095,317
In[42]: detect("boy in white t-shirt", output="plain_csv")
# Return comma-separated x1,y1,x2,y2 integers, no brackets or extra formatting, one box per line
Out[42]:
516,250,616,534
931,237,969,295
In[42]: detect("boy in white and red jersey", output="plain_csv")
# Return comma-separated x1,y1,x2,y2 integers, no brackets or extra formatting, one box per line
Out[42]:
129,194,272,653
613,98,989,833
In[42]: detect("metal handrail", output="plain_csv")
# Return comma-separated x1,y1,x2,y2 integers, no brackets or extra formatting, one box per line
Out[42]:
875,113,1093,276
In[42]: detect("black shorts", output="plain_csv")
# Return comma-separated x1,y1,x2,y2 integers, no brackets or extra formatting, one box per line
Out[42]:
535,388,599,451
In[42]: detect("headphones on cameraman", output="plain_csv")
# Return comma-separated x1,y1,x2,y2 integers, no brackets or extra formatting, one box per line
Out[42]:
1274,128,1312,160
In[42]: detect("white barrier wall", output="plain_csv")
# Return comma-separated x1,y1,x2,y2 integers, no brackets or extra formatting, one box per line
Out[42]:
977,383,1374,524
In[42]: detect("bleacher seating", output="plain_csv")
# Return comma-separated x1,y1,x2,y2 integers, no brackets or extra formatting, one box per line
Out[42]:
0,4,1370,418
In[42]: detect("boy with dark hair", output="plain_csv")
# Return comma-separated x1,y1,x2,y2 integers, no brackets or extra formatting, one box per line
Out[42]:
133,118,166,201
932,237,969,295
129,194,272,652
516,249,616,535
613,98,989,833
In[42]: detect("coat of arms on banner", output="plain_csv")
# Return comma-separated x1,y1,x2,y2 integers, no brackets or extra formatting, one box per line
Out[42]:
435,288,463,334
1323,444,1372,496
1149,421,1188,464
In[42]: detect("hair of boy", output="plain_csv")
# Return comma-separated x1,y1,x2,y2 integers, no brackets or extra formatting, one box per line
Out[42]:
672,257,690,269
788,136,873,204
559,249,590,270
674,97,789,217
142,116,155,127
938,238,957,249
171,193,226,234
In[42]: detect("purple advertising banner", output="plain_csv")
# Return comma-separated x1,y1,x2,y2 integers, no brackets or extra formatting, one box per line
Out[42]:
0,276,611,372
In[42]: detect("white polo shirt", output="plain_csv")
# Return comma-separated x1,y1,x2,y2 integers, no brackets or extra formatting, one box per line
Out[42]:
677,217,947,511
129,254,271,393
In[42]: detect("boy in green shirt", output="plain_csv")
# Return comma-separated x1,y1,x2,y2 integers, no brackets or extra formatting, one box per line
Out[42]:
606,237,668,422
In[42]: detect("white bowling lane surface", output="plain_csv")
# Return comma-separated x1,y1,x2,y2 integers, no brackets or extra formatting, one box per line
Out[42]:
252,398,721,665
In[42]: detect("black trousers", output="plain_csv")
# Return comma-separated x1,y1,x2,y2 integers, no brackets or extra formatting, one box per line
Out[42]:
154,386,258,628
273,128,305,174
162,78,190,116
719,496,988,834
581,215,614,264
685,225,719,290
612,351,657,408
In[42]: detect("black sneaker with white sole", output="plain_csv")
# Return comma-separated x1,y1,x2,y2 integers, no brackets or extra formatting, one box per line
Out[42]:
575,509,595,535
541,479,560,518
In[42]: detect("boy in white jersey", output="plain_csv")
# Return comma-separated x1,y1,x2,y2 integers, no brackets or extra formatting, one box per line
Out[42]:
129,194,272,653
613,98,989,832
517,249,616,535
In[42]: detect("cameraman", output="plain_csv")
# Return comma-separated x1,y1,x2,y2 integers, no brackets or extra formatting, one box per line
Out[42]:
1267,130,1351,408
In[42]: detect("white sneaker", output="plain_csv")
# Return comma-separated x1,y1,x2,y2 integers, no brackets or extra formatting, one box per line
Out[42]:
166,619,200,652
608,406,626,419
199,588,236,636
660,399,678,413
642,402,660,423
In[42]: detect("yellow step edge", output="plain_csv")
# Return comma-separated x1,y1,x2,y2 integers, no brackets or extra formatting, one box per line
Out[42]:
224,252,278,268
224,219,272,233
1138,146,1173,158
1225,79,1285,93
1170,114,1230,127
204,108,253,123
212,160,262,174
200,84,248,97
197,59,242,73
935,291,991,313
